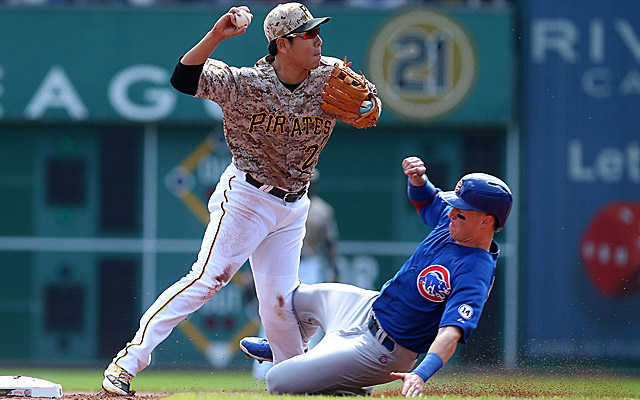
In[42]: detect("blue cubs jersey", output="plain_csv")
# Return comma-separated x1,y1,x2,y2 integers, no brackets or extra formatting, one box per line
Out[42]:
371,178,499,354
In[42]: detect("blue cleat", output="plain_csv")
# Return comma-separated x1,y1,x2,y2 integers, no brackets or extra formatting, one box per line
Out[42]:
240,337,273,364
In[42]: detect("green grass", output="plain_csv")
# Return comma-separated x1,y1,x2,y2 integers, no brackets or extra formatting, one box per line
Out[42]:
0,367,638,399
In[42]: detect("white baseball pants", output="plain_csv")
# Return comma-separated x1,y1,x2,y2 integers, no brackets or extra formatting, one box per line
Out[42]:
266,283,419,395
112,163,310,375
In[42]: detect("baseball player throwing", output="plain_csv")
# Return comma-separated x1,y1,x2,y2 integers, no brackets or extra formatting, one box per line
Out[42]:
240,156,513,397
102,3,380,395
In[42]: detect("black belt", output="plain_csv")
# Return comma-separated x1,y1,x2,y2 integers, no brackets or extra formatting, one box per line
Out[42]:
245,174,306,203
368,313,395,352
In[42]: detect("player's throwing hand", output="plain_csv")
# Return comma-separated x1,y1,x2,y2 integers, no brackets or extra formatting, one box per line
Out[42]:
211,6,253,39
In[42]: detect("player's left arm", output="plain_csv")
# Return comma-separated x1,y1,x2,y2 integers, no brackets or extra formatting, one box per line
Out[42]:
391,260,493,397
390,326,461,398
320,58,382,129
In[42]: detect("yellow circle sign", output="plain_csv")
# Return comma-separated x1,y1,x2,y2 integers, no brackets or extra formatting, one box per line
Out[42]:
368,9,477,121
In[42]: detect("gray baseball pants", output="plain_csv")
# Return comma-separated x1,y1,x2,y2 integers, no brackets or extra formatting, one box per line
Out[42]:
266,283,419,395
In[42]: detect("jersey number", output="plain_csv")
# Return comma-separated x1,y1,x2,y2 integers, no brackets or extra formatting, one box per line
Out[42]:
302,135,329,171
302,144,319,171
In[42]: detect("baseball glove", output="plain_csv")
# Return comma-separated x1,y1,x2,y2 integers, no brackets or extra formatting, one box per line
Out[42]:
320,57,381,129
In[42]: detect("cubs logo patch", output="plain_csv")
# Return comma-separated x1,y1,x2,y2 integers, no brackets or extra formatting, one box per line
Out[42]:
379,356,388,364
417,265,451,302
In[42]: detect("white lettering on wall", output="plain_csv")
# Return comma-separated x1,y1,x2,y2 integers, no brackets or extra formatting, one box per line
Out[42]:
532,18,640,99
568,140,640,183
618,69,640,95
615,19,640,63
589,19,605,63
581,67,613,98
9,64,224,121
25,66,88,120
532,19,579,63
533,18,640,65
108,65,176,121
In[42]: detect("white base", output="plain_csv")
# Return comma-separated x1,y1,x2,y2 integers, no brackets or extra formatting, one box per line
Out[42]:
0,376,63,398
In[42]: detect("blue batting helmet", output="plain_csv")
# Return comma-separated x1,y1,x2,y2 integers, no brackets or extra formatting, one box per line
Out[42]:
440,173,513,227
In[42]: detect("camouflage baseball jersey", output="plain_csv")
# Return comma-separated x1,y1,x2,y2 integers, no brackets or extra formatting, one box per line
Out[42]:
196,55,350,192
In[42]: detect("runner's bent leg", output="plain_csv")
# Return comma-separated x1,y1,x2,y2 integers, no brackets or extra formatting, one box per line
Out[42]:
266,284,394,394
267,322,418,394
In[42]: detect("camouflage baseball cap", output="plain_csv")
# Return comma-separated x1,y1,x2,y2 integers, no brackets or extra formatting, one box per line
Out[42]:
263,2,331,42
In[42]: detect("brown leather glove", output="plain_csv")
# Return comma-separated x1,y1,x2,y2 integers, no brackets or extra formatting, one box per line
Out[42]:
320,58,381,129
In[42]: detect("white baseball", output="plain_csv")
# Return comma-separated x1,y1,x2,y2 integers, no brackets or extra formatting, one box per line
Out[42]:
233,9,251,28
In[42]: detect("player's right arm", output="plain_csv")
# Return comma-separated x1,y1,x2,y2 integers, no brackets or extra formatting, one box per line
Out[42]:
402,156,427,187
182,7,252,65
402,156,447,228
171,7,251,97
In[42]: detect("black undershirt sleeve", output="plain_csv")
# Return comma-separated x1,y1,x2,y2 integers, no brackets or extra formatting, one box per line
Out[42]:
170,56,204,96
